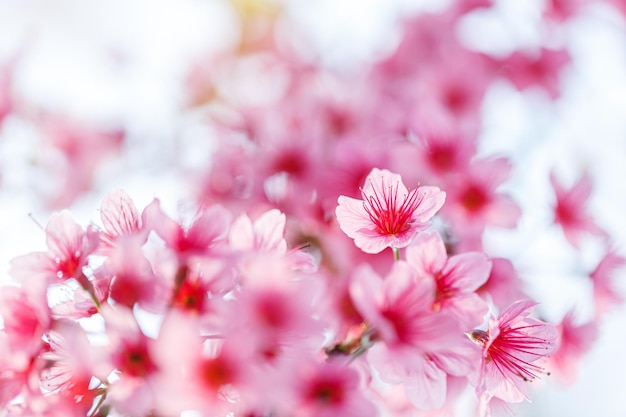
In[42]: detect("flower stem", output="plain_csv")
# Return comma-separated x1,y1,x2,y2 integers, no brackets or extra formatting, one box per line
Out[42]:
77,271,101,311
392,246,400,261
89,388,108,417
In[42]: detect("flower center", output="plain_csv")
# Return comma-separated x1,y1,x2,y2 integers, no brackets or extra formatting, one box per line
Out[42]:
307,377,345,405
362,180,421,236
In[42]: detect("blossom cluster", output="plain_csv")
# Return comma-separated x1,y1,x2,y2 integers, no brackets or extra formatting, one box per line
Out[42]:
1,178,557,417
1,0,625,416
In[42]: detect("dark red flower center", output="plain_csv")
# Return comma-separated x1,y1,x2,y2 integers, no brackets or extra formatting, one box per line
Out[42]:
460,185,488,212
201,355,238,392
307,377,346,405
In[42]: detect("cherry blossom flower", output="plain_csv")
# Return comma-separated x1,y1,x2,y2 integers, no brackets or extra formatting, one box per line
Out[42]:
143,199,231,259
476,258,528,311
105,236,166,312
101,305,162,416
547,309,598,384
0,285,50,370
288,359,378,417
336,168,445,254
412,130,476,183
550,170,607,248
406,231,491,329
471,300,558,404
9,211,100,287
350,262,479,409
441,157,521,250
40,320,110,411
497,48,571,99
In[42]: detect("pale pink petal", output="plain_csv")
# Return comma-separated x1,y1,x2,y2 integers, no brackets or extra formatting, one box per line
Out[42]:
412,186,446,223
406,231,448,274
443,252,491,292
404,360,447,409
100,189,142,238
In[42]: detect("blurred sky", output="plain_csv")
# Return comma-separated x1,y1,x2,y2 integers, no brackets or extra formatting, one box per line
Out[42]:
1,0,626,416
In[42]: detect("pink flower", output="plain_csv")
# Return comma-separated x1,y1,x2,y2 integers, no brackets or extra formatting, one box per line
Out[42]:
547,310,598,384
105,236,166,312
414,129,476,182
589,249,626,316
101,305,162,416
336,168,445,254
0,286,50,370
406,231,491,329
550,170,607,248
498,48,571,99
476,258,528,311
471,300,558,404
288,359,377,417
350,262,478,409
442,157,521,250
41,320,111,411
143,199,231,259
9,211,100,286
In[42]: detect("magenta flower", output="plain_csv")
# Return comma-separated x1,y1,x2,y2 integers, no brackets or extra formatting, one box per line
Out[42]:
336,168,445,254
471,300,558,404
350,262,479,409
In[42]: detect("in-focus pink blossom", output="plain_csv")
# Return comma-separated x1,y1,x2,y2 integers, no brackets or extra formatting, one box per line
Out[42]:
471,300,558,405
350,262,478,409
336,168,445,254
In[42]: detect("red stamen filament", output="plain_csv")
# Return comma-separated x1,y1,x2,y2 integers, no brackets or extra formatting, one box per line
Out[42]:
362,179,422,236
486,325,551,381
